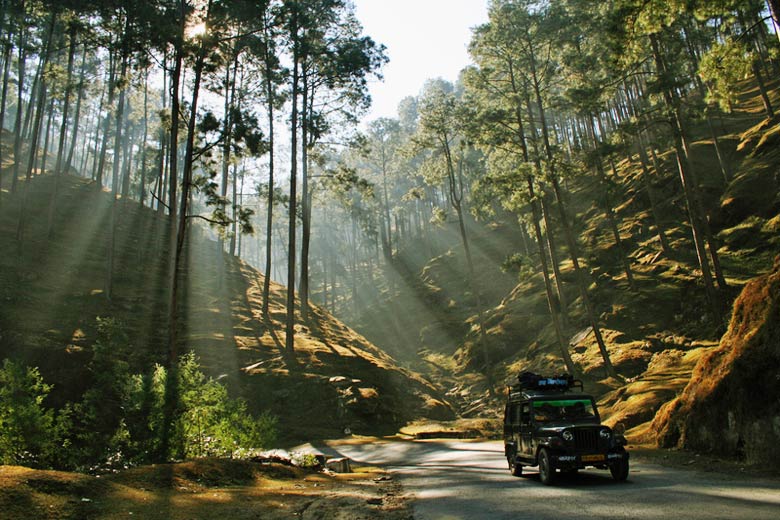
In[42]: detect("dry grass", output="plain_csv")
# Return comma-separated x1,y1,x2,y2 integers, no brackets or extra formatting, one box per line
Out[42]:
0,458,410,520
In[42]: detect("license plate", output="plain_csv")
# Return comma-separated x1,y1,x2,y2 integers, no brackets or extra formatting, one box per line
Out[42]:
581,454,605,462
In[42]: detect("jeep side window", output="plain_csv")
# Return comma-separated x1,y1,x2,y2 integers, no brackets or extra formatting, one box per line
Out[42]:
520,403,530,426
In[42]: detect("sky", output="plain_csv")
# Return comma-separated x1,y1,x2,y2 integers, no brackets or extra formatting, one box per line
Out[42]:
352,0,490,124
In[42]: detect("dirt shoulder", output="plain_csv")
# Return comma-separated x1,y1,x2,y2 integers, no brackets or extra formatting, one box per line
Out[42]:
0,458,411,520
628,445,780,480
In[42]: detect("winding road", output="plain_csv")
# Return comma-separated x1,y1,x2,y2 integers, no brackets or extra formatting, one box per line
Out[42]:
318,439,780,519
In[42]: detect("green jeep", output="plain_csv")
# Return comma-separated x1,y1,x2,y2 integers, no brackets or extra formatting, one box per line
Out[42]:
503,373,629,485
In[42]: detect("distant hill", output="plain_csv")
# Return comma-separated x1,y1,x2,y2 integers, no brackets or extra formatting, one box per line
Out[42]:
0,174,453,441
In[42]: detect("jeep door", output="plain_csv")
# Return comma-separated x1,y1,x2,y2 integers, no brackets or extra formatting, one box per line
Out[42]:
519,401,534,458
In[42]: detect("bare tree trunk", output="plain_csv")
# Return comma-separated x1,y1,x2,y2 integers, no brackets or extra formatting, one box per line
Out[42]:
507,58,575,374
39,95,55,175
527,42,617,378
10,25,27,194
106,41,130,301
47,24,78,236
261,16,276,319
168,39,183,219
17,12,55,248
300,67,312,321
285,40,299,354
0,30,12,202
64,41,88,176
592,115,636,291
650,33,721,318
139,67,149,206
636,136,673,256
752,60,775,119
95,47,116,189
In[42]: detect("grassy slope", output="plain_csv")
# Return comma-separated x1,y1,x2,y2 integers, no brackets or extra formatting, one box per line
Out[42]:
0,174,452,442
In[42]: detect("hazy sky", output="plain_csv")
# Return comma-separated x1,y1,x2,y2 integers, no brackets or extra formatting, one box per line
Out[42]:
352,0,490,123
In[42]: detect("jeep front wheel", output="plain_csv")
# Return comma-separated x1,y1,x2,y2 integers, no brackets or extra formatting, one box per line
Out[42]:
610,457,629,482
538,448,556,485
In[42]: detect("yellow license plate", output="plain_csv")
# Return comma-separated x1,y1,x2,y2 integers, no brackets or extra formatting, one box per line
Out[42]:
581,454,605,462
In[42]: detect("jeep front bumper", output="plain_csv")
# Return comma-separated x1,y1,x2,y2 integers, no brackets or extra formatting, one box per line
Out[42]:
551,450,629,468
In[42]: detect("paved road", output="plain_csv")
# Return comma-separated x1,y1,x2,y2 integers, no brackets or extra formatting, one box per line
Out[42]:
320,440,780,520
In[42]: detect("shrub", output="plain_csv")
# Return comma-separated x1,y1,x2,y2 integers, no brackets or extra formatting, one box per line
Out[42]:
0,359,65,467
128,352,278,461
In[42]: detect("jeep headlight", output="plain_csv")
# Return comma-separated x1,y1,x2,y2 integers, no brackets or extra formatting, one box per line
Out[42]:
562,430,574,442
600,429,611,440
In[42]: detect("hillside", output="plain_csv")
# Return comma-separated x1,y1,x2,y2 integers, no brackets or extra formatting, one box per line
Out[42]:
0,175,452,443
335,78,780,446
652,255,780,463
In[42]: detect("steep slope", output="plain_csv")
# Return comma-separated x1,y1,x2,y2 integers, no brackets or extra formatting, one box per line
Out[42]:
651,255,780,463
0,174,452,441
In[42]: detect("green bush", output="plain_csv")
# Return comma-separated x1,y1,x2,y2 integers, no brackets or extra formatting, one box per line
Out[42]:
0,359,66,467
1,319,278,469
128,352,277,461
60,318,136,470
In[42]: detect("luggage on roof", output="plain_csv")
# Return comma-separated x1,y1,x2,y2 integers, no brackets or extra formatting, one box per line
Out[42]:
512,372,583,392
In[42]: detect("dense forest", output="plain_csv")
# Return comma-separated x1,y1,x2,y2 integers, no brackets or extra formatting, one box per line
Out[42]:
0,0,779,472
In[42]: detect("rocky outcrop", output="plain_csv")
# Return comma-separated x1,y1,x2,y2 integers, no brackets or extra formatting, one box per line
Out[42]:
652,256,780,463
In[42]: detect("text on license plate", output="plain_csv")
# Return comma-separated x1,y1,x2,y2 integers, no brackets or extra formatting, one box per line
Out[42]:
581,454,605,462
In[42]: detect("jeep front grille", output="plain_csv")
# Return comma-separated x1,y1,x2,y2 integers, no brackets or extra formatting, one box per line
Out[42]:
574,429,599,452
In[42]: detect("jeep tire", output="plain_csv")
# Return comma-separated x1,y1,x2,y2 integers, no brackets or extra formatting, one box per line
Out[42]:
508,449,523,477
538,448,556,485
610,457,629,482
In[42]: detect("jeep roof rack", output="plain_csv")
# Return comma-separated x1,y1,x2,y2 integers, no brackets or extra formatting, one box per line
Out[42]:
509,371,584,394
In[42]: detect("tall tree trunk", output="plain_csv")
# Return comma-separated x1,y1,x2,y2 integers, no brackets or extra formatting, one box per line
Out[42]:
54,23,77,177
10,25,26,194
95,48,117,189
120,95,132,198
636,134,673,256
21,48,42,142
592,115,636,292
106,41,130,301
752,60,775,119
443,139,494,392
139,67,149,206
162,0,209,463
156,51,168,213
0,30,12,202
64,41,88,176
650,33,722,317
528,177,575,375
168,40,183,218
47,23,78,236
221,51,238,252
285,18,300,355
39,95,55,175
261,18,276,319
16,12,55,247
508,58,575,374
527,41,617,378
300,67,312,322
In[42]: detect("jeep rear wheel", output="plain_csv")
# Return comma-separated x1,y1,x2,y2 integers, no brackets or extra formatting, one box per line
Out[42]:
538,448,556,485
508,451,523,477
610,458,629,482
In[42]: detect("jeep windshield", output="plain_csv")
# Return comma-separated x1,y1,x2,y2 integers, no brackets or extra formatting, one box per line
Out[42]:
532,398,598,423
